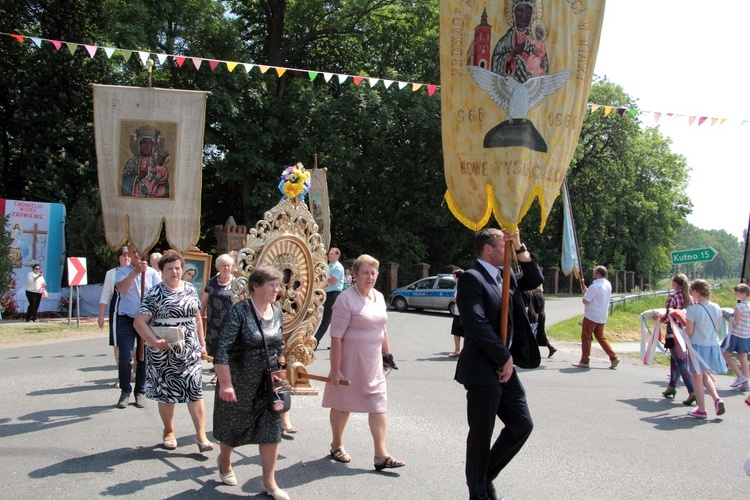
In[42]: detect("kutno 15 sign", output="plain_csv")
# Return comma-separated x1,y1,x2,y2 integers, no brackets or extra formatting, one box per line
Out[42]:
67,257,88,286
670,247,718,266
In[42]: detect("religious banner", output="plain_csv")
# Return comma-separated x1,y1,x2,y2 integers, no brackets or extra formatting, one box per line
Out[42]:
440,0,606,231
93,85,208,254
1,198,66,295
307,168,331,250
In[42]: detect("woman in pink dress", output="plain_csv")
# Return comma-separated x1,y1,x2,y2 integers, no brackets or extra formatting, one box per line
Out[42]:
322,254,405,471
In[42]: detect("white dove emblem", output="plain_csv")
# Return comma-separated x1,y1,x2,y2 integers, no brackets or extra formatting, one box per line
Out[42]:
467,65,575,122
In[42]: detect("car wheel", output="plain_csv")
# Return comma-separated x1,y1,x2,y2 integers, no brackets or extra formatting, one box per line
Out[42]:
392,296,408,311
449,302,459,316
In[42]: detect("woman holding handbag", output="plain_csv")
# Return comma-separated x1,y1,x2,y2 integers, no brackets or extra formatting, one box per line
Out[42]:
212,265,290,499
133,251,212,451
25,263,45,322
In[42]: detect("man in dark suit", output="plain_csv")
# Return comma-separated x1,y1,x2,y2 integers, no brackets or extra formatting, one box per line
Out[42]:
456,228,543,500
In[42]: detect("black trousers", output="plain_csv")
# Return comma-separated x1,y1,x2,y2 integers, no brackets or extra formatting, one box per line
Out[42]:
314,290,341,342
25,291,43,321
464,371,533,499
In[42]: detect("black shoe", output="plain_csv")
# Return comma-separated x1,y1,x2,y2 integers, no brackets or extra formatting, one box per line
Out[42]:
487,482,507,500
548,347,557,358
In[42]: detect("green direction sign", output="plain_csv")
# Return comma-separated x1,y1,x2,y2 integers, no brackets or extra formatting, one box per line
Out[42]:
671,247,718,265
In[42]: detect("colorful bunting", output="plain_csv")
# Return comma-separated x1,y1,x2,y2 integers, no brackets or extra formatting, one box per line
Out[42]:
4,30,750,119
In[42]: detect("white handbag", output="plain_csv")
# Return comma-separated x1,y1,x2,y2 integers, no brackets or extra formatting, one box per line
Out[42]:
150,325,187,359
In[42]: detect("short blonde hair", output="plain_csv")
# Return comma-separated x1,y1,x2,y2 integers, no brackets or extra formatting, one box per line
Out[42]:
352,254,379,274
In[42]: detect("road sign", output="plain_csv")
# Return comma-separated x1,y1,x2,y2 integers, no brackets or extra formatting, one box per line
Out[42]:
67,257,88,286
671,247,718,266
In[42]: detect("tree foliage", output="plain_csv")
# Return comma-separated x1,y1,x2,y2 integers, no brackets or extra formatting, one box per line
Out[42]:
0,2,739,289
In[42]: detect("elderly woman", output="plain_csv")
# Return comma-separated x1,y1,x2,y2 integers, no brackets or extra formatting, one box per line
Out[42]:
213,265,289,499
133,250,213,452
201,254,236,362
323,254,404,471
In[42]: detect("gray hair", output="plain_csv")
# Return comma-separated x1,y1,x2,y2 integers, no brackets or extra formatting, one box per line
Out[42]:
215,253,235,270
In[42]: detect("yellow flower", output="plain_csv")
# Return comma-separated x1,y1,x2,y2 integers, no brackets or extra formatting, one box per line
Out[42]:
283,180,304,198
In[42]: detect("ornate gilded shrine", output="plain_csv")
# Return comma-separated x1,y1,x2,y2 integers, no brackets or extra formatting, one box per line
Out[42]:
232,196,328,394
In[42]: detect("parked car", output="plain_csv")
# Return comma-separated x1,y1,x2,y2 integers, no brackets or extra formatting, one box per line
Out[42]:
389,274,458,314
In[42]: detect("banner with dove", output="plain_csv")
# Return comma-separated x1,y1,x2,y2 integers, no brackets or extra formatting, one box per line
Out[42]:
440,0,606,231
93,85,208,255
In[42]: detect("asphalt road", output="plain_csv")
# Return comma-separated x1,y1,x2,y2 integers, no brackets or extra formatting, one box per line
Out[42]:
1,297,748,499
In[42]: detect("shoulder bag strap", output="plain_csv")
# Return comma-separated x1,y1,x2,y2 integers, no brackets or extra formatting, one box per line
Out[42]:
248,300,273,372
698,303,719,333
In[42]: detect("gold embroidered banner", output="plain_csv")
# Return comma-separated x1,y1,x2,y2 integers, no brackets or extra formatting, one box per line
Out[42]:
307,168,331,250
440,0,606,232
93,85,208,254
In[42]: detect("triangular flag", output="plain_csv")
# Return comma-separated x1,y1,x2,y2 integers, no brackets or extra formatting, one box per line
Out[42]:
174,56,186,67
84,44,97,58
50,40,61,51
137,51,149,65
688,116,697,126
258,65,270,74
412,83,423,92
667,113,674,117
104,47,115,58
30,37,42,48
741,120,748,127
242,63,254,73
208,60,220,71
617,108,626,116
720,118,727,126
368,77,379,87
192,58,202,70
308,71,319,81
397,81,408,90
120,49,132,61
604,106,613,116
382,79,394,89
427,84,437,96
629,108,638,117
156,53,167,64
323,72,334,82
275,67,286,77
337,74,349,84
10,34,24,43
653,112,661,123
65,42,78,55
352,76,364,86
711,118,718,126
698,116,708,125
226,62,238,72
591,104,601,113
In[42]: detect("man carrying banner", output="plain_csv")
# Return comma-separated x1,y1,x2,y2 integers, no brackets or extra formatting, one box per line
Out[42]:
115,243,161,408
574,266,619,369
456,228,542,500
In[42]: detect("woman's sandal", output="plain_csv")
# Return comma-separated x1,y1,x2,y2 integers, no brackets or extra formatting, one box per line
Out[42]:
374,455,405,471
282,425,298,434
448,351,460,358
196,438,214,453
163,433,177,450
330,445,351,463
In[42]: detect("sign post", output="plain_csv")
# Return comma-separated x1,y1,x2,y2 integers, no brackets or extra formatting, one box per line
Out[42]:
670,248,718,266
66,258,88,327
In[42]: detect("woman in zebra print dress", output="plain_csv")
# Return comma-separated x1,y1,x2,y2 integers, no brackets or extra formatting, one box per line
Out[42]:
134,250,213,452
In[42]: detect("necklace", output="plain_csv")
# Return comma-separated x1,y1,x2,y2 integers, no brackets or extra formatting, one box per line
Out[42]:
354,285,374,303
249,297,271,320
216,275,232,287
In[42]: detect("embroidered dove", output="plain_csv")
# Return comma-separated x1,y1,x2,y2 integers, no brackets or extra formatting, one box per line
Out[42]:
467,65,575,122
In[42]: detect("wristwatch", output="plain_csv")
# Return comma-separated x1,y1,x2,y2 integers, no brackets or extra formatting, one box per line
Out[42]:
515,244,527,254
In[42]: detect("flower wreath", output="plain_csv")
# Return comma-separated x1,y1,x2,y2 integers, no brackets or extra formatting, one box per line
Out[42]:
278,162,311,201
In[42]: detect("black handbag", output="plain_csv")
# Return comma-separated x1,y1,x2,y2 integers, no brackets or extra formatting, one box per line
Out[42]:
249,302,291,413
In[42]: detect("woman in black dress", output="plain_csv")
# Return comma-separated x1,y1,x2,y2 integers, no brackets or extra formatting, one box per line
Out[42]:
213,265,289,499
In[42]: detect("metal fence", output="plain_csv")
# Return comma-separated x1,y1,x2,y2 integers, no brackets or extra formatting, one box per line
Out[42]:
608,283,723,316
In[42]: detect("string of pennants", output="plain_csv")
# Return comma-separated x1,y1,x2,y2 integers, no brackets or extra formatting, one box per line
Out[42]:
4,31,748,127
1,31,438,96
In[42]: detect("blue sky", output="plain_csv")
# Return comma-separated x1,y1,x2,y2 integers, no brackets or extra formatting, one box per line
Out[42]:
593,0,748,241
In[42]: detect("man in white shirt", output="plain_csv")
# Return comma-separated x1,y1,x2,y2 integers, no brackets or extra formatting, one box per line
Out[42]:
574,265,619,369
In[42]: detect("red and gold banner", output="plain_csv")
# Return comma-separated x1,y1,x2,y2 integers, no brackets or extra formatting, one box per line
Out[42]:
440,0,606,232
93,85,208,254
